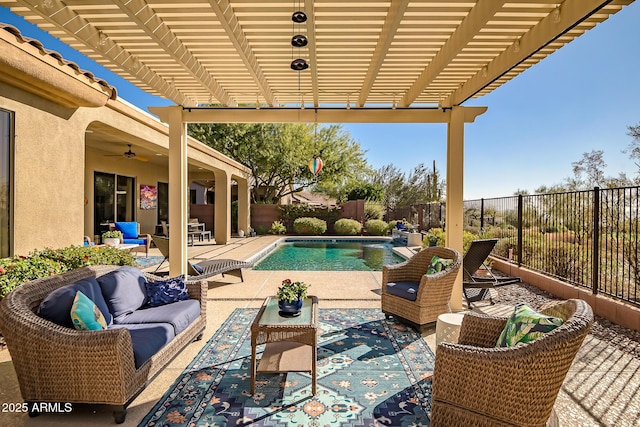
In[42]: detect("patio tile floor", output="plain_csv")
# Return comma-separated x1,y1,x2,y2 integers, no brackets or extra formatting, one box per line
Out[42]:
0,236,638,426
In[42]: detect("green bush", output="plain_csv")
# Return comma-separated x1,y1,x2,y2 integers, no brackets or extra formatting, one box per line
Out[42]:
334,218,362,236
364,200,384,221
269,220,287,235
365,219,389,236
293,217,327,235
0,245,136,299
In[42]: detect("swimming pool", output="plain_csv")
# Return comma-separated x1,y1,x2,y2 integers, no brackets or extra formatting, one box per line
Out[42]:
252,238,406,271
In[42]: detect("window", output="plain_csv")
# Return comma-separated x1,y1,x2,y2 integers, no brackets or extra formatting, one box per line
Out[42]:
0,109,13,257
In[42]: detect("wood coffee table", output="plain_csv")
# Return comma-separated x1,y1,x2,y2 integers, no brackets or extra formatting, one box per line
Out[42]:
250,296,318,395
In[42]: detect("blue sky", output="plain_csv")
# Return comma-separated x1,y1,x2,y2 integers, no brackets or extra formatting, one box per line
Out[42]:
2,3,639,200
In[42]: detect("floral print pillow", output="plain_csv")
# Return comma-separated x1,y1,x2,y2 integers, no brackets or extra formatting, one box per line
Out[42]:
145,275,189,307
496,303,564,347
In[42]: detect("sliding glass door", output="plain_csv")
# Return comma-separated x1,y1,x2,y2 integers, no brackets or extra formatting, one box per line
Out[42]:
94,172,135,238
0,109,12,258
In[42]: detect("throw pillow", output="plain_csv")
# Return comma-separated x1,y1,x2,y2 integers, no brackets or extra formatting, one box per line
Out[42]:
71,290,108,330
145,275,189,307
38,277,113,328
97,266,148,319
496,303,564,347
426,255,453,274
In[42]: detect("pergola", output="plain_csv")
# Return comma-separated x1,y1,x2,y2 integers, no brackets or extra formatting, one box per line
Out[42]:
2,0,633,307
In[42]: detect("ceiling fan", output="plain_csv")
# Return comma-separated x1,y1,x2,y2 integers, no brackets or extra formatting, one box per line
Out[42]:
105,144,148,162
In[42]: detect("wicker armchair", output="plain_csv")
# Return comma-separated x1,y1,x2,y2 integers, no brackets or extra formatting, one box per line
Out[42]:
431,298,593,427
381,246,462,328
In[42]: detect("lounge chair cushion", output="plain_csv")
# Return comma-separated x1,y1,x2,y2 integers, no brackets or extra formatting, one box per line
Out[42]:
37,277,113,328
71,290,108,330
109,323,175,368
97,266,148,320
190,262,204,274
145,275,189,307
427,255,453,274
385,281,420,301
115,299,201,335
114,221,139,239
496,303,564,348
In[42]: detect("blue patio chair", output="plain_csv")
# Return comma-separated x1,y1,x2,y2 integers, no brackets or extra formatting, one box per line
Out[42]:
113,222,151,256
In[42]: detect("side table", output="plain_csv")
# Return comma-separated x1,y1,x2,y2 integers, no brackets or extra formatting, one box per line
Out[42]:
436,312,465,346
250,296,318,395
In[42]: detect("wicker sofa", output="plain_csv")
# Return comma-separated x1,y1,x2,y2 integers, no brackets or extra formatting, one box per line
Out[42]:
0,265,207,423
431,299,593,426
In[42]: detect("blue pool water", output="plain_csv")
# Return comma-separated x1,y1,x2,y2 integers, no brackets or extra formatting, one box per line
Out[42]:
253,239,405,271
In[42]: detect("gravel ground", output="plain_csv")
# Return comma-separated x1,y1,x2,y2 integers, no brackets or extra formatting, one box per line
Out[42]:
491,281,640,359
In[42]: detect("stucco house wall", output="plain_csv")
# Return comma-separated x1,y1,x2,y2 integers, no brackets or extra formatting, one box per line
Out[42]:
0,23,251,254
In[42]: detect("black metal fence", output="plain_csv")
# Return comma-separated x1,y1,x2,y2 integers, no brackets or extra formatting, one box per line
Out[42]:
464,187,640,307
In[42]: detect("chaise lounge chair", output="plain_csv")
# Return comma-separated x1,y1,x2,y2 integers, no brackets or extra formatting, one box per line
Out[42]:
462,238,520,307
151,235,252,281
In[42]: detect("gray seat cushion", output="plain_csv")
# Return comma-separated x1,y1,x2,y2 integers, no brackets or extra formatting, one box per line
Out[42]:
37,277,113,327
109,323,175,369
385,281,420,302
97,266,147,320
115,299,200,335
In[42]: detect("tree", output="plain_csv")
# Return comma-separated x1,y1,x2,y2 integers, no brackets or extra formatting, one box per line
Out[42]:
187,123,370,203
624,122,640,174
346,182,384,201
571,149,606,189
373,161,444,210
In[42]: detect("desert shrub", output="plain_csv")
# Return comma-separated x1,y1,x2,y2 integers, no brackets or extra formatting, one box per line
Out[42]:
293,217,327,235
364,200,384,221
255,225,270,235
269,220,287,235
334,219,362,236
365,219,389,236
0,246,135,299
421,228,479,253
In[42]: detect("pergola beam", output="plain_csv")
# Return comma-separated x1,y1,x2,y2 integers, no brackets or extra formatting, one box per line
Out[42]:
358,0,410,108
444,0,615,106
114,0,235,107
401,0,506,108
206,0,276,107
149,106,487,124
304,0,319,108
14,0,198,106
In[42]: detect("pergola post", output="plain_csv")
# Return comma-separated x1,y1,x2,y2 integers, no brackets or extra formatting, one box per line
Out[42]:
214,169,231,244
446,106,465,310
167,106,189,277
237,177,250,235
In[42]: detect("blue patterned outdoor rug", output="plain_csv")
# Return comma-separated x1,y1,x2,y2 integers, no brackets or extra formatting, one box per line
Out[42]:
139,308,434,426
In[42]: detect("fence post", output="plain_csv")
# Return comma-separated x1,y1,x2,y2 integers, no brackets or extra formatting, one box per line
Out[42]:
480,198,485,230
517,194,523,267
592,187,600,295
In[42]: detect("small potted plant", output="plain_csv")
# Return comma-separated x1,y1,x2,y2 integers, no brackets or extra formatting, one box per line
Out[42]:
276,278,310,317
102,230,122,247
425,231,439,247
